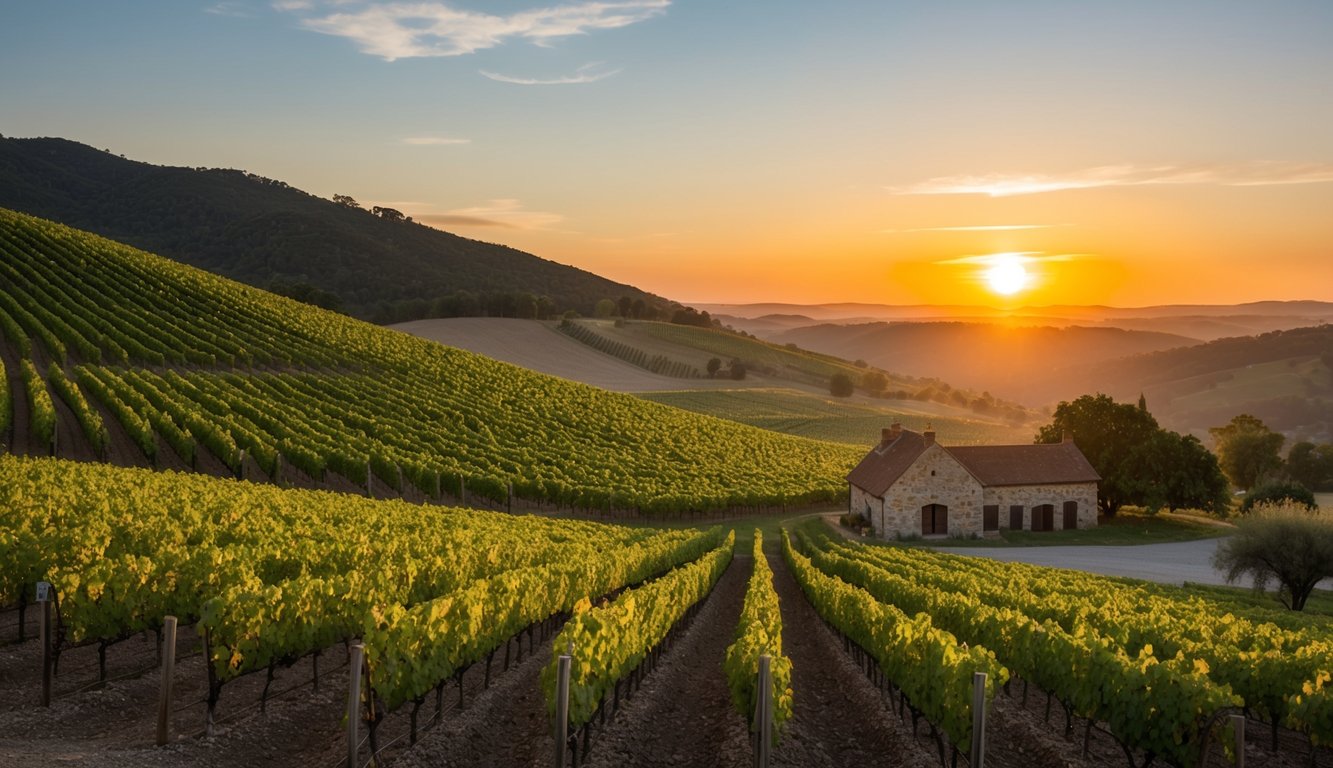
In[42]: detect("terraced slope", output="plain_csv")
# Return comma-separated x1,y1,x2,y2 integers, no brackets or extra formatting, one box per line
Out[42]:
0,208,859,514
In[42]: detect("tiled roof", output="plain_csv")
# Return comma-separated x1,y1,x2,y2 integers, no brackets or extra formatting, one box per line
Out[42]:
847,429,1100,497
845,430,929,497
946,442,1101,486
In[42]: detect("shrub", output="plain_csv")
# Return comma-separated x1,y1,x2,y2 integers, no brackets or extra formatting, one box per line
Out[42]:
1213,501,1333,610
1241,481,1318,513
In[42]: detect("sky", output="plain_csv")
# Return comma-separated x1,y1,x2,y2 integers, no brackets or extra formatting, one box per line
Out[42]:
3,1,1332,307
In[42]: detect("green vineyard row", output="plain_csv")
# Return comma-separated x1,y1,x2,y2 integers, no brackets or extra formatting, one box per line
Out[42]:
723,531,793,738
541,531,736,729
781,529,1006,753
800,525,1333,753
0,454,713,710
0,208,859,513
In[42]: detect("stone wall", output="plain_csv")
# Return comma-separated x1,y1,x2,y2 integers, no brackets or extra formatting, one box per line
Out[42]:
880,445,983,538
983,483,1098,530
849,484,885,532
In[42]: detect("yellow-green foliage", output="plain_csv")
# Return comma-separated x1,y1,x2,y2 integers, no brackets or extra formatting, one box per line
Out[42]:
48,364,107,457
724,530,793,739
20,359,55,450
542,531,735,728
0,208,861,512
0,357,8,444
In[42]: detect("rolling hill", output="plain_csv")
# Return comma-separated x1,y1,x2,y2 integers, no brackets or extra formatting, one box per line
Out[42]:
769,321,1199,405
1069,324,1333,441
391,318,1032,446
0,207,858,513
0,136,667,321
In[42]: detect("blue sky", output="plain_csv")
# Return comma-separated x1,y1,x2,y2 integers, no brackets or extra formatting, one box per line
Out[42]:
4,1,1332,305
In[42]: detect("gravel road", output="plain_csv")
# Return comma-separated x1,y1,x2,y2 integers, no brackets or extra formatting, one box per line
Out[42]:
932,537,1333,591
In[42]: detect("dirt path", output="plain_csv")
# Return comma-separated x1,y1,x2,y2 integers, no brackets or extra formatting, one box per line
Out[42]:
768,547,936,768
579,555,751,768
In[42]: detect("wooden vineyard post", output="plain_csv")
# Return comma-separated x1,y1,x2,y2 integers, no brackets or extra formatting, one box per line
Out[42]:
156,615,178,746
38,581,52,707
1231,713,1245,768
553,654,571,768
348,643,365,768
970,672,988,768
753,654,772,768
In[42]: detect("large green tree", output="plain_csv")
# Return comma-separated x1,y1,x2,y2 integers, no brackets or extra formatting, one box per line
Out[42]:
1209,414,1285,491
1124,430,1232,514
1036,393,1228,516
1288,441,1333,492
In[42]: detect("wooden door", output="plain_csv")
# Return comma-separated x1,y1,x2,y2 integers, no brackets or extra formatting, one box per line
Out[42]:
921,504,948,535
1062,501,1078,530
1032,504,1054,532
1009,505,1024,530
983,505,999,532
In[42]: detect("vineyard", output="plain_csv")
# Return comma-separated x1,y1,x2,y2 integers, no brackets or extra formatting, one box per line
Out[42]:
786,521,1333,767
0,207,859,514
3,457,1332,766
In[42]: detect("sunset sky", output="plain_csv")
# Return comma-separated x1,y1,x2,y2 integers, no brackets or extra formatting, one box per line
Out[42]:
4,1,1332,307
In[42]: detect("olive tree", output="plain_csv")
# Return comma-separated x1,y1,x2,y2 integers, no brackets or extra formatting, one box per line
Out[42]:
1212,502,1333,611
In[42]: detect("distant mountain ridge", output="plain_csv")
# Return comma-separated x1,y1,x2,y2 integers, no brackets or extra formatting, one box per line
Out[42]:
0,136,668,321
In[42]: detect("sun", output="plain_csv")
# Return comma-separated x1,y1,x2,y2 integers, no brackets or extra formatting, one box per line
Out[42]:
984,254,1029,296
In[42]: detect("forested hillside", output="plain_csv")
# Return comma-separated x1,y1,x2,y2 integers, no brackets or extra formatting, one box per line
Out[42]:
0,136,668,321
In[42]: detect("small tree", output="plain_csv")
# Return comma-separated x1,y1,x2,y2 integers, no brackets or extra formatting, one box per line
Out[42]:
332,193,360,208
729,362,747,381
830,373,855,397
1213,502,1333,611
594,299,617,318
706,357,722,378
861,371,889,396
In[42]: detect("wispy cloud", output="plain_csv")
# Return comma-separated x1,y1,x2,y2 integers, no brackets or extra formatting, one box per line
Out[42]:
286,1,670,61
882,224,1070,234
933,252,1088,266
891,162,1333,197
416,199,565,230
206,2,252,17
401,136,471,145
480,61,619,85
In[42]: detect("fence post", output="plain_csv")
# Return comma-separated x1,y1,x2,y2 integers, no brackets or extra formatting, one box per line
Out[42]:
1231,713,1245,768
348,643,365,768
754,654,772,768
156,615,178,746
38,581,53,707
554,654,571,768
970,672,987,768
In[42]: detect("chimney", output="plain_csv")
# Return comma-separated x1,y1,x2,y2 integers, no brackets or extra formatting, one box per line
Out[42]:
881,422,903,445
1062,430,1073,444
923,425,935,446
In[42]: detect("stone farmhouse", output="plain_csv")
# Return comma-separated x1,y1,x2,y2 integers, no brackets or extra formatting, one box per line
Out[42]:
847,423,1100,539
